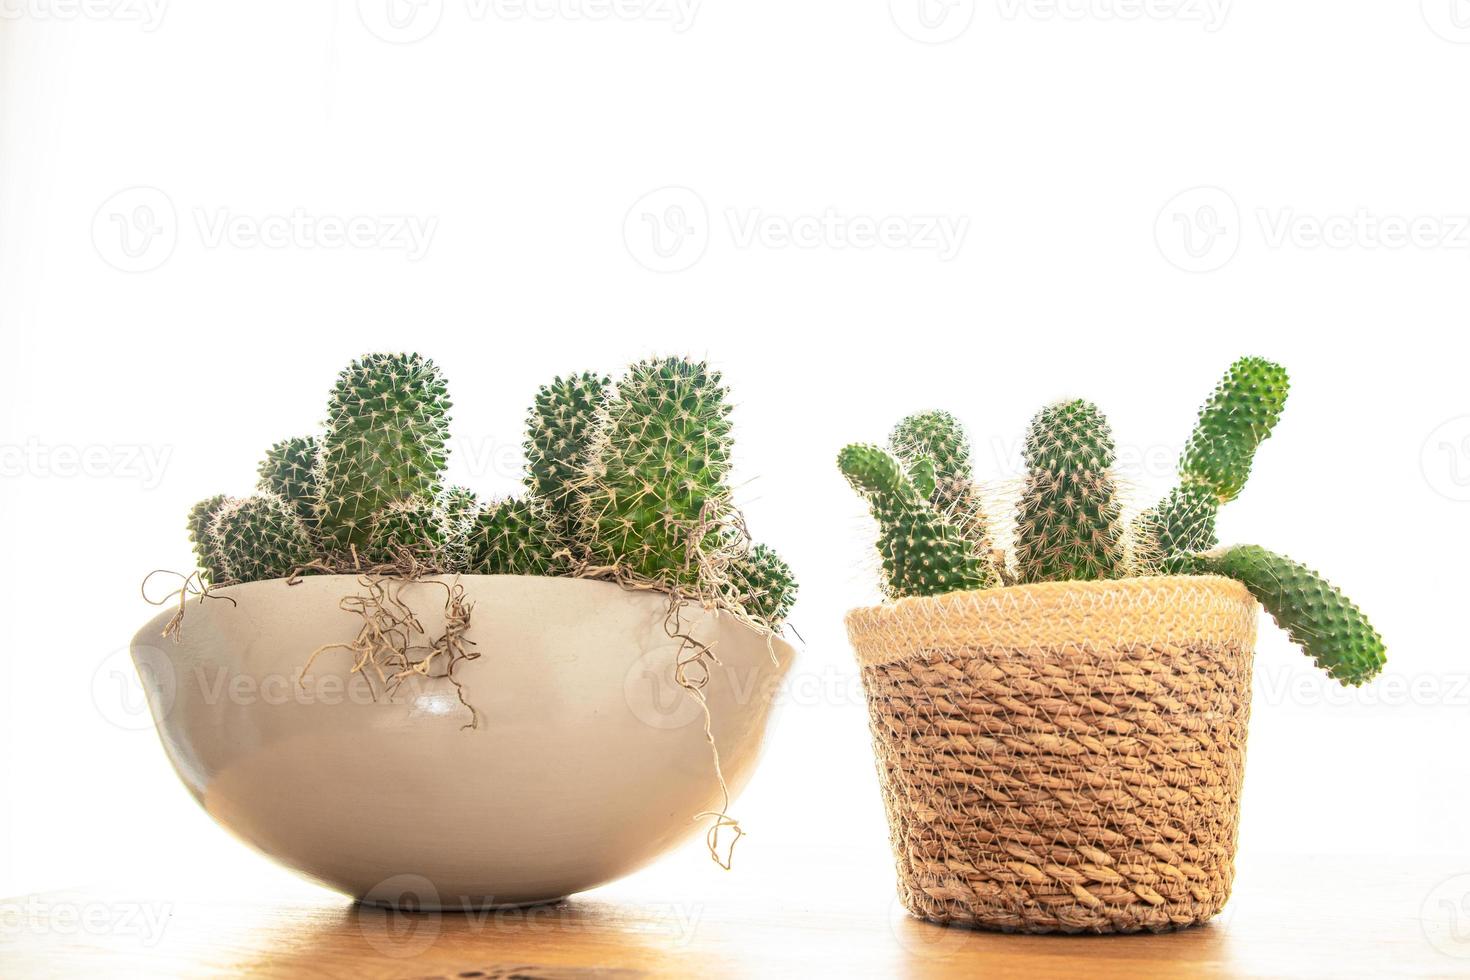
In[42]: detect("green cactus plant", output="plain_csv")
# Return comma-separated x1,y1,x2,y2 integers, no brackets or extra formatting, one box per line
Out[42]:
525,372,611,520
889,410,992,554
177,353,795,630
727,543,798,628
838,443,995,598
210,494,316,583
315,353,451,550
1179,545,1386,686
841,357,1383,686
1013,399,1125,584
187,493,233,584
576,357,734,588
256,436,320,525
361,496,446,567
467,498,569,576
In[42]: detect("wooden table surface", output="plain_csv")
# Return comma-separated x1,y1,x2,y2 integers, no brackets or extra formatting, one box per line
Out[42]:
4,844,1468,978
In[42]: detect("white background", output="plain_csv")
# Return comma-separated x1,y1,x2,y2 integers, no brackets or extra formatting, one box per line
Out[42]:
2,0,1469,907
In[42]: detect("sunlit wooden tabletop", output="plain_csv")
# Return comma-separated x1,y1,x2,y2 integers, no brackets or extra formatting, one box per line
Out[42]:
4,843,1467,978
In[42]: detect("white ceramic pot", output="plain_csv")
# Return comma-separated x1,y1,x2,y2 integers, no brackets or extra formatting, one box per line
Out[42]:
129,574,794,909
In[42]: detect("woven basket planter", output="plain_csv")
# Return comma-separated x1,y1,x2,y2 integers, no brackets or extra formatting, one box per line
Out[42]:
845,575,1258,934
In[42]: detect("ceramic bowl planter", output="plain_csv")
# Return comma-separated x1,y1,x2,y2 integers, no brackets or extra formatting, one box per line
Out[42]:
130,574,794,910
845,575,1257,934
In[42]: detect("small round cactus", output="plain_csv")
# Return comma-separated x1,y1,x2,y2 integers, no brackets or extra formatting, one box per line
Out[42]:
468,498,569,576
727,543,798,628
256,435,320,525
187,493,234,584
210,494,316,583
361,496,446,567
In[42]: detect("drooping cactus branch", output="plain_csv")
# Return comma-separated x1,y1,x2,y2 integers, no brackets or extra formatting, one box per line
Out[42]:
727,543,798,628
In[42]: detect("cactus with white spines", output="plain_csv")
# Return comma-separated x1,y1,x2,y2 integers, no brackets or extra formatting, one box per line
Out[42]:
257,436,320,525
576,356,735,589
210,494,315,583
178,353,796,626
889,410,992,556
315,353,451,550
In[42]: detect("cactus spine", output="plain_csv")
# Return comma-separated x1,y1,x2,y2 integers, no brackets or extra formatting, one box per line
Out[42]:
727,543,798,628
187,494,233,583
525,372,611,520
1181,545,1386,686
839,443,994,598
1013,399,1124,583
210,494,316,583
316,353,451,550
468,498,568,576
257,436,321,525
577,357,733,588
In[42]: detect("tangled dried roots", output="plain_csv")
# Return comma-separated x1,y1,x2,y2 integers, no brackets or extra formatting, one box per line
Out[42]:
298,572,480,730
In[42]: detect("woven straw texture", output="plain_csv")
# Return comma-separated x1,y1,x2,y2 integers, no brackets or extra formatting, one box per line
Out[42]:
846,575,1257,934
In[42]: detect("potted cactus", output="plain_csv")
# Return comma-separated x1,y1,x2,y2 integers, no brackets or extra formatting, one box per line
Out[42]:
135,353,797,910
839,357,1385,934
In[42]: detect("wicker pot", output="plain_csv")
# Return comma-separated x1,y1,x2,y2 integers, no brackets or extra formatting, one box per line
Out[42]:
845,575,1258,934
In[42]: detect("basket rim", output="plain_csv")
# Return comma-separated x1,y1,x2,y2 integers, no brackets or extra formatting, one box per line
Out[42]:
844,574,1256,668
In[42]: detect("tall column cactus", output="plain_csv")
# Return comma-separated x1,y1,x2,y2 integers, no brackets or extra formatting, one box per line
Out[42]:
889,410,992,555
524,372,611,521
839,443,995,598
315,353,452,550
576,357,734,588
1180,545,1386,686
1013,399,1125,583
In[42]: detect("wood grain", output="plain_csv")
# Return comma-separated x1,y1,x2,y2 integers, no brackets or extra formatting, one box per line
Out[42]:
3,845,1466,978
